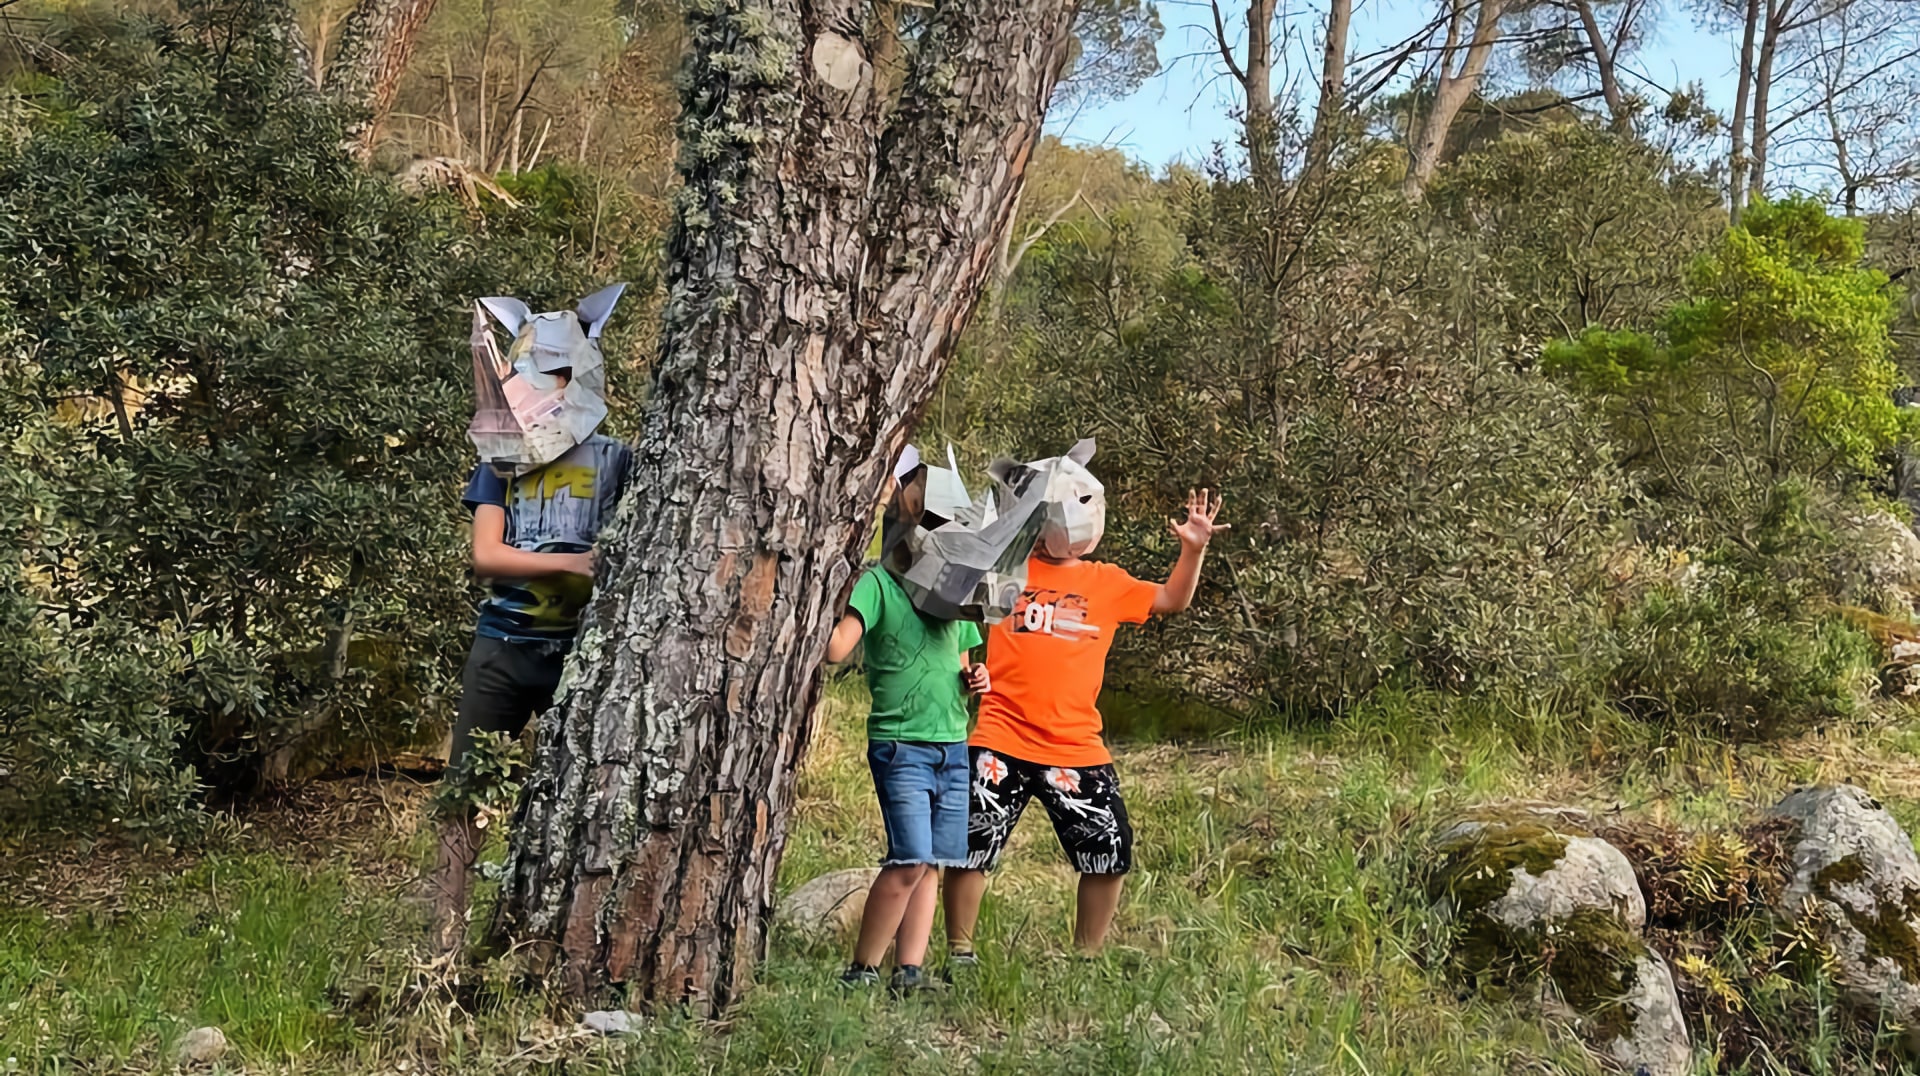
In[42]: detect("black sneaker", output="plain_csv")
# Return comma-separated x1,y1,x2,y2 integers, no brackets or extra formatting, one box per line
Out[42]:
889,964,943,996
839,962,880,989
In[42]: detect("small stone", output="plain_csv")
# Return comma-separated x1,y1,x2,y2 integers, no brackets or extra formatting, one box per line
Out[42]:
776,867,881,939
1488,834,1646,932
175,1027,227,1066
1429,811,1692,1075
1838,511,1920,611
580,1010,643,1036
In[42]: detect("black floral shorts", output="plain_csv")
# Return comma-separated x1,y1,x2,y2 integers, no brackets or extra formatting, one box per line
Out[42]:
963,747,1133,875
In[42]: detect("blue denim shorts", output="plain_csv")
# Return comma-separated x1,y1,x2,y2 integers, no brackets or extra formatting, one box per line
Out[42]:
867,740,970,868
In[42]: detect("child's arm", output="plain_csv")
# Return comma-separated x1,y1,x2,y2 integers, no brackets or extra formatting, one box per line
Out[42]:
824,612,865,663
962,649,990,694
1151,489,1229,616
471,504,593,579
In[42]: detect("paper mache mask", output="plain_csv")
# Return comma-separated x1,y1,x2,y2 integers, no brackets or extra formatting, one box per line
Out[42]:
880,444,1050,623
467,283,626,476
1026,438,1105,558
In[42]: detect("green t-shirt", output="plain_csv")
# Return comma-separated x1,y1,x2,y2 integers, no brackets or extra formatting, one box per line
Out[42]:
848,566,983,743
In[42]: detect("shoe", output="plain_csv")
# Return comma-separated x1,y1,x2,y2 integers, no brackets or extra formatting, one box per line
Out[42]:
889,964,944,996
839,962,880,989
941,950,979,985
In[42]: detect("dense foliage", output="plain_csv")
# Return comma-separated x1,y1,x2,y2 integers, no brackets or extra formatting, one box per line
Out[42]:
934,122,1906,736
4,0,1917,834
0,3,592,832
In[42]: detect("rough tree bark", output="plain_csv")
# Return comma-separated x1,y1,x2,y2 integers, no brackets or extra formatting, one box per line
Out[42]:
493,0,1081,1010
1403,0,1506,199
324,0,442,161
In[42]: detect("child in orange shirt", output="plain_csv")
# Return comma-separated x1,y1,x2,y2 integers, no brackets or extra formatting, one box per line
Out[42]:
942,440,1227,962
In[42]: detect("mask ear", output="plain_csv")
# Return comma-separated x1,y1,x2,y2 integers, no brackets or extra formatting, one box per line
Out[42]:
1066,438,1096,466
478,297,532,336
575,283,628,339
880,463,929,564
894,443,923,482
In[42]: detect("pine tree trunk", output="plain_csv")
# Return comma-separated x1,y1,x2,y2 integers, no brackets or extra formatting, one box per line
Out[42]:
493,0,1081,1011
325,0,443,161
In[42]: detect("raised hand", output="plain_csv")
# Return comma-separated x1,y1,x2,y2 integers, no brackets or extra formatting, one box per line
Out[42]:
1169,489,1230,550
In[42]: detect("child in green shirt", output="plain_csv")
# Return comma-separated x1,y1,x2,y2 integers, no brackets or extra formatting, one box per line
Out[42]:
823,450,988,992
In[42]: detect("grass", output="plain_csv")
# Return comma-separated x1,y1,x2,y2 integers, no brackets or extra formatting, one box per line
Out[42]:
4,678,1920,1073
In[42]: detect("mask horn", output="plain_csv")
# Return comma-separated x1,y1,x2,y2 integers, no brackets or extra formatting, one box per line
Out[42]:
1066,438,1097,466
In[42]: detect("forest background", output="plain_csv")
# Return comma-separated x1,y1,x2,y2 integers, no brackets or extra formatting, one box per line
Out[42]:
6,0,1920,1070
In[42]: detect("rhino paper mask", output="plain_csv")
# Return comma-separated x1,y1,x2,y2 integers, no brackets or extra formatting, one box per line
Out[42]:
1031,438,1104,558
468,283,626,475
885,444,1049,623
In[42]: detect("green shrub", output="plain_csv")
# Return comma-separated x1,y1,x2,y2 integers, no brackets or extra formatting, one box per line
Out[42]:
0,0,605,830
940,146,1636,717
1602,488,1879,738
1544,196,1915,543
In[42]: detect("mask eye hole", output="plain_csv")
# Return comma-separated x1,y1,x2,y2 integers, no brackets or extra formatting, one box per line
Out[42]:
1078,494,1092,504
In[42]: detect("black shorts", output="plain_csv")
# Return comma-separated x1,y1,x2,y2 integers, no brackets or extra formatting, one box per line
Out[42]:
446,635,569,779
964,747,1133,875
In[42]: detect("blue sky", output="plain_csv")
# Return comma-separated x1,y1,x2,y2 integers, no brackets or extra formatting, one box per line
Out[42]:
1060,0,1740,169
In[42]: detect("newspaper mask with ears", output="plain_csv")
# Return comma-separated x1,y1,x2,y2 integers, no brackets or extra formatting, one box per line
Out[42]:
1029,438,1104,558
468,283,626,476
879,444,1050,622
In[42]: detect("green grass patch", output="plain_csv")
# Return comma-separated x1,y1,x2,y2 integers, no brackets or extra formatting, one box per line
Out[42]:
4,680,1918,1072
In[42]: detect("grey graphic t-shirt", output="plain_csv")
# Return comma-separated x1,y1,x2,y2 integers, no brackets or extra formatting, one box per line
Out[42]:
463,433,632,642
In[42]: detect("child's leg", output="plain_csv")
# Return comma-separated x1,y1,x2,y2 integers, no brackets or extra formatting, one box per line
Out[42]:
852,863,930,967
894,868,940,967
425,637,560,954
1073,873,1125,953
942,868,989,954
852,740,945,970
945,747,1036,955
1033,761,1135,955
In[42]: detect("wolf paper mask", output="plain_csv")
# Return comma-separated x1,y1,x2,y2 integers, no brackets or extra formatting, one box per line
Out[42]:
1024,438,1104,558
467,283,626,475
883,444,1049,623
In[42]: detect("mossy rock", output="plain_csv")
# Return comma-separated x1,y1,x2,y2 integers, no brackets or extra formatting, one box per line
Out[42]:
1772,785,1920,1046
1428,815,1643,935
1427,812,1691,1075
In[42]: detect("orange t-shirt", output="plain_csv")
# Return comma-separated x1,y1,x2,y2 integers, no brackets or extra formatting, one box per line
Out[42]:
970,558,1160,767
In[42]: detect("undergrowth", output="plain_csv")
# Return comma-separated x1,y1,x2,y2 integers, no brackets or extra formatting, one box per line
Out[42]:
3,679,1918,1073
